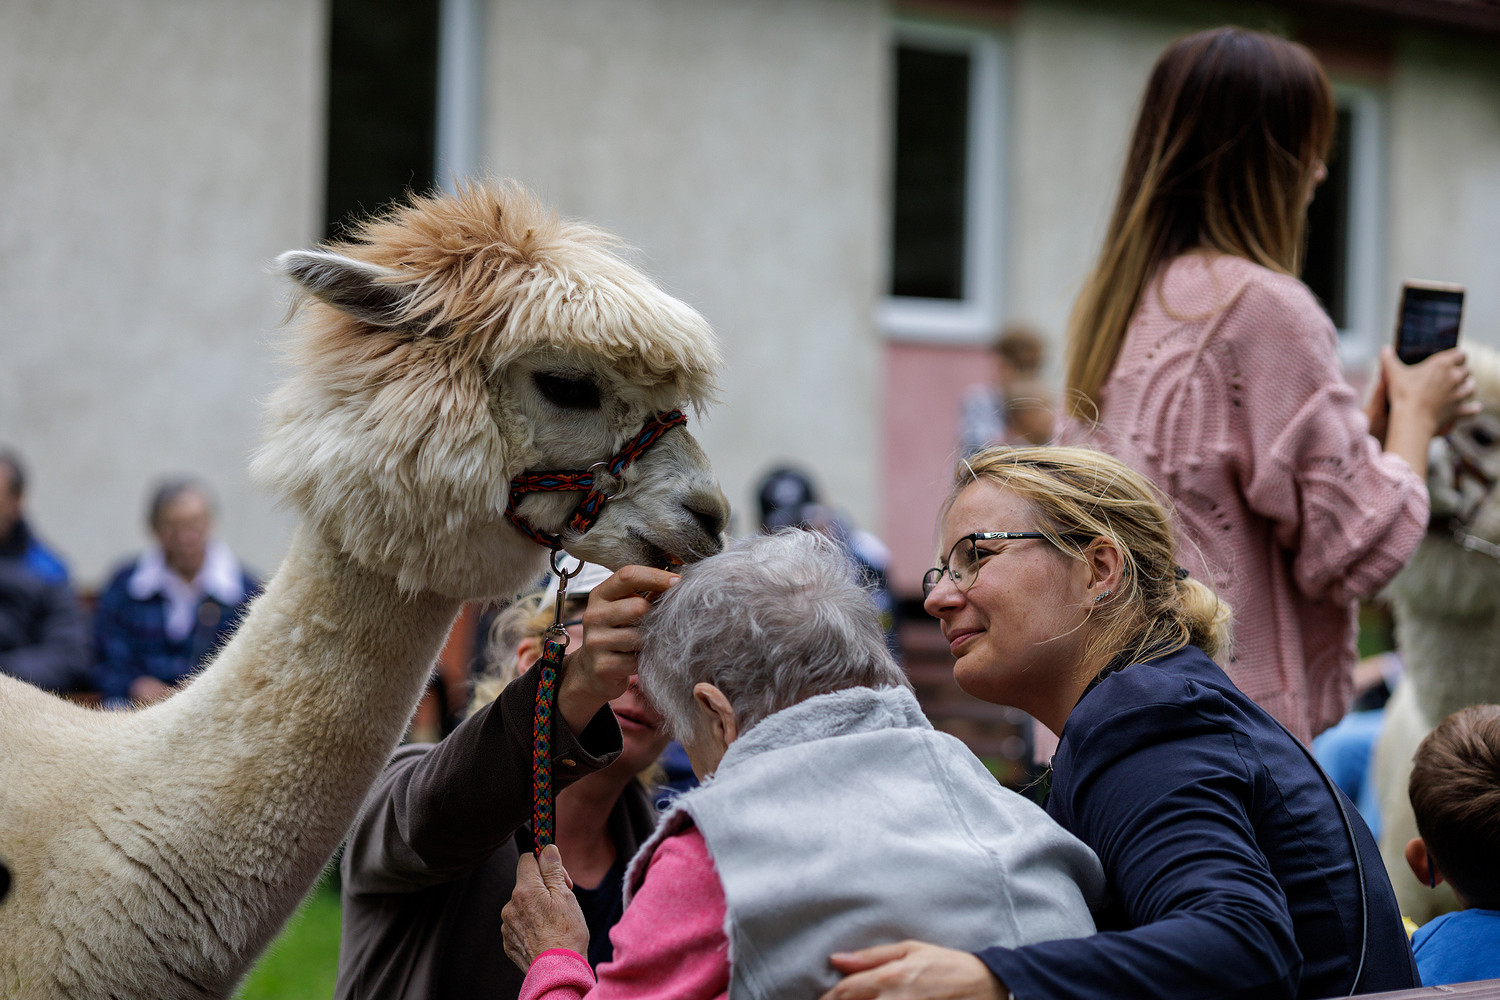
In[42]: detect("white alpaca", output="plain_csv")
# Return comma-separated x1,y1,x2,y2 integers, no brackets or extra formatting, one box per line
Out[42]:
0,182,728,999
1373,343,1500,923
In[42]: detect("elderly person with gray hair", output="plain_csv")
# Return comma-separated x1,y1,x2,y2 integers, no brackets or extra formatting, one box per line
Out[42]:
502,529,1105,1000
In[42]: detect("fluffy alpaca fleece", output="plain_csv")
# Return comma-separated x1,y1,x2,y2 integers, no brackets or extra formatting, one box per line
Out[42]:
1372,342,1500,923
0,181,728,999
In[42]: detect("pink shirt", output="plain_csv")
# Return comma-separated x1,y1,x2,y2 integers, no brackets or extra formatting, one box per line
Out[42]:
519,827,729,1000
1082,253,1426,743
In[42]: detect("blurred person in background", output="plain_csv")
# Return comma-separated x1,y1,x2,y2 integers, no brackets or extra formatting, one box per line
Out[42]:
959,324,1054,455
0,448,90,694
91,478,259,707
756,466,897,655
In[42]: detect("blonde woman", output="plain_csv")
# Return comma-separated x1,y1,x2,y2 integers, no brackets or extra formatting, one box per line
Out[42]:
825,446,1415,1000
1061,27,1475,744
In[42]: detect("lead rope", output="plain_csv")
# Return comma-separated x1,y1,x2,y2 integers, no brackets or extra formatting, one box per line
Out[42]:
532,553,582,855
509,409,690,855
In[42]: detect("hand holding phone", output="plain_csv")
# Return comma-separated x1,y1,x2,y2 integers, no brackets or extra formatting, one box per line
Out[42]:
1369,281,1474,463
1394,280,1464,365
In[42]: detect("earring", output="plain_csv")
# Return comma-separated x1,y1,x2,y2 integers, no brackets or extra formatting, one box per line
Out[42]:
1092,590,1112,605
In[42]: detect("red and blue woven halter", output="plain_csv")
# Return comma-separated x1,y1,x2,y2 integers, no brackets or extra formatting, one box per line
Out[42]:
504,410,688,550
507,409,688,854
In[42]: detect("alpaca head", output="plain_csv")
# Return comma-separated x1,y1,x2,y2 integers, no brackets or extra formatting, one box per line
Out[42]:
1428,343,1500,546
252,181,729,599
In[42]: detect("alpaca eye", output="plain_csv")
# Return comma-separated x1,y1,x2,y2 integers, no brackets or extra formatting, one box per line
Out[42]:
533,372,602,411
1470,426,1497,448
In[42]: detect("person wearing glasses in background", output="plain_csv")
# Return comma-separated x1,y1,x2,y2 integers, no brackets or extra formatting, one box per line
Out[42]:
822,446,1416,1000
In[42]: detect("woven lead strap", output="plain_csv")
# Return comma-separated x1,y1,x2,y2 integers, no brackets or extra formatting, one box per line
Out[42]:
531,631,568,852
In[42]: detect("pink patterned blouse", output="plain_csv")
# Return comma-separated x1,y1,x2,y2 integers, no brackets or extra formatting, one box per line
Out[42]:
519,827,729,1000
1080,252,1427,743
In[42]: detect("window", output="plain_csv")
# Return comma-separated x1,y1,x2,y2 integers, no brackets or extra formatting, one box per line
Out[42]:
1303,84,1384,364
880,23,1005,343
324,0,441,240
1304,107,1353,328
891,46,970,301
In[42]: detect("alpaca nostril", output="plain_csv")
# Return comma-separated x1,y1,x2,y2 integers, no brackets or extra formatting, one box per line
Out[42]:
0,860,9,905
684,493,729,546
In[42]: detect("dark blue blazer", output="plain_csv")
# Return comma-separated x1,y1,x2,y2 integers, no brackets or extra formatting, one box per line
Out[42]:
981,645,1416,999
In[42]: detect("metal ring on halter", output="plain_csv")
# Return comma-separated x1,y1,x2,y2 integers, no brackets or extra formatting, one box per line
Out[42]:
550,550,585,580
584,461,625,502
548,552,586,636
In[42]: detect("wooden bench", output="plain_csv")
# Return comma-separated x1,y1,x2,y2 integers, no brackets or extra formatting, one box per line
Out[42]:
1360,981,1500,998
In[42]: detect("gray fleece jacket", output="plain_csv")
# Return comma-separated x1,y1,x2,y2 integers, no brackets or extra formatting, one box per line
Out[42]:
626,685,1105,1000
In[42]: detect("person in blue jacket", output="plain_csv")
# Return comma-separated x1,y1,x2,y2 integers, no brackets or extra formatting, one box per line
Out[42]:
822,444,1415,1000
0,448,90,693
92,478,259,707
1404,705,1500,986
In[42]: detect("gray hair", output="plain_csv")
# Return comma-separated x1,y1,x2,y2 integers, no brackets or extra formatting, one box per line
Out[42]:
638,529,910,741
147,477,215,528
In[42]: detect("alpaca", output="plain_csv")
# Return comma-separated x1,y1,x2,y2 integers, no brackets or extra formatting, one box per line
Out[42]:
1372,342,1500,923
0,181,729,999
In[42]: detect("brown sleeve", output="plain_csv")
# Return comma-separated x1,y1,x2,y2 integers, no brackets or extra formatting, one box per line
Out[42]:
341,664,623,896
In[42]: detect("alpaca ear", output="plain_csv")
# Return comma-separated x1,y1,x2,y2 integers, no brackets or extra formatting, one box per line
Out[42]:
277,249,415,329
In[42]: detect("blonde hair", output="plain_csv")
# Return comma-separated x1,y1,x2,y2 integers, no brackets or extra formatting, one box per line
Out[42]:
469,590,586,713
1064,27,1335,419
949,445,1231,673
471,588,667,788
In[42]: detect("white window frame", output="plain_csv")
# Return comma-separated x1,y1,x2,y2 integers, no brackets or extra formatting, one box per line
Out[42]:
436,0,485,193
1331,81,1386,370
879,21,1007,345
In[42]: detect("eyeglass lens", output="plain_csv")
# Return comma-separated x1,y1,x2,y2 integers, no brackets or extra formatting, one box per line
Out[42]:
923,536,981,599
949,536,979,589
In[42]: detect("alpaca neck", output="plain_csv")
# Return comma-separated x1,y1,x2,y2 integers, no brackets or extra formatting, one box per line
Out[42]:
1392,608,1500,722
154,523,465,876
1389,536,1500,721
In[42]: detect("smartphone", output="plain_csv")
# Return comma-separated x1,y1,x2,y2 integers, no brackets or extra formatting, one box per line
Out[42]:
1394,280,1465,365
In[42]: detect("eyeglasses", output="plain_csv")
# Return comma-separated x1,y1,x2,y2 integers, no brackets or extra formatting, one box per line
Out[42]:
922,531,1089,599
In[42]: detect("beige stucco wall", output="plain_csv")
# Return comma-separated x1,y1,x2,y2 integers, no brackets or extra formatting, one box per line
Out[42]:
0,0,324,588
1387,32,1500,354
480,0,890,538
1005,4,1177,368
4,0,1496,596
1004,3,1500,374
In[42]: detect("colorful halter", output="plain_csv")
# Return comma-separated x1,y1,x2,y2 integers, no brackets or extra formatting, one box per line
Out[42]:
506,408,688,853
504,409,689,550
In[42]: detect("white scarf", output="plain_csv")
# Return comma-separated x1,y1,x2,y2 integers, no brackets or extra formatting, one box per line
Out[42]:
127,539,245,641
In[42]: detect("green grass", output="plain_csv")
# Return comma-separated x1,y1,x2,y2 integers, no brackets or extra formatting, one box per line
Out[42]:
234,883,342,1000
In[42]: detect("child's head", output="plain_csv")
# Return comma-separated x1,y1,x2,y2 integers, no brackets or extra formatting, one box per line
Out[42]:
1407,704,1500,909
993,325,1045,381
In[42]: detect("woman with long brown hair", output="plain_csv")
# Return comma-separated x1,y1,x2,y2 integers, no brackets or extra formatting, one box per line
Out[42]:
1060,26,1475,745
